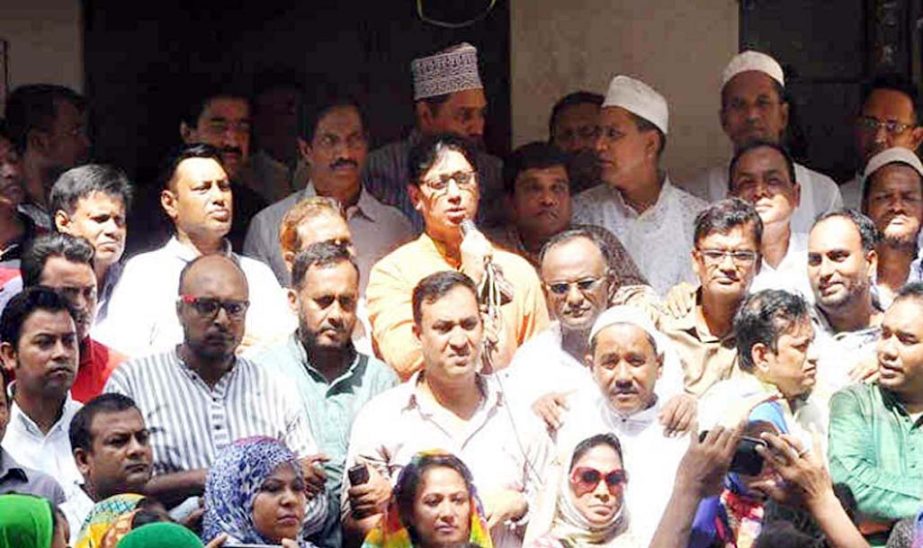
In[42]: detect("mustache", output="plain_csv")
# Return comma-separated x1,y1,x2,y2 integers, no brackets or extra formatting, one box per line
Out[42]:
331,158,358,169
221,146,243,156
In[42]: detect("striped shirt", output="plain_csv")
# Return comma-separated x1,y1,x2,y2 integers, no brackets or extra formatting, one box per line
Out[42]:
104,349,318,475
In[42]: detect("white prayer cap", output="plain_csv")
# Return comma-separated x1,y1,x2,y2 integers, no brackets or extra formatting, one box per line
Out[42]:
863,147,923,179
602,75,669,135
721,50,785,89
411,43,483,101
588,305,666,355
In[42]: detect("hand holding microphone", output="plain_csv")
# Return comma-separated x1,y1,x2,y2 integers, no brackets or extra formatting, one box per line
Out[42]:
459,219,493,285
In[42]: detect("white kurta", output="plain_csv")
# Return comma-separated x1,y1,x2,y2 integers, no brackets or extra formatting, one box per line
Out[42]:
573,178,707,295
749,231,813,303
684,162,843,234
95,237,295,358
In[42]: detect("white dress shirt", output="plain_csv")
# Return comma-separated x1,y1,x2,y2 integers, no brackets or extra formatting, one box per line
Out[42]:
749,230,813,303
1,397,83,502
685,162,843,234
811,307,880,403
243,184,414,291
59,485,94,543
94,237,295,358
573,178,707,295
557,393,687,546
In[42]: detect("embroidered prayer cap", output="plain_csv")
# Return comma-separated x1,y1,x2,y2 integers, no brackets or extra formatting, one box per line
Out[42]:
721,50,785,89
588,305,667,356
863,147,923,179
602,75,669,135
412,43,484,101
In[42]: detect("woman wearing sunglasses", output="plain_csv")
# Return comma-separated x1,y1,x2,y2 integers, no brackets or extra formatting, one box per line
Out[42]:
525,434,637,547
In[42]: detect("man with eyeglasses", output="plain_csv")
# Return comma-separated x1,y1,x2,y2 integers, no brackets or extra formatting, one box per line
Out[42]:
807,210,883,398
366,133,548,379
686,51,842,235
99,144,292,357
841,73,923,209
728,141,813,301
244,94,412,290
20,233,124,403
105,253,328,522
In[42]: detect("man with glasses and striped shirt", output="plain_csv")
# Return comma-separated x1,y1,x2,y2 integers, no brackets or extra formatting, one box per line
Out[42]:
103,254,327,529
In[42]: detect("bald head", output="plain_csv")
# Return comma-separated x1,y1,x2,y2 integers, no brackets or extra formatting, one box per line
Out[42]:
178,254,248,298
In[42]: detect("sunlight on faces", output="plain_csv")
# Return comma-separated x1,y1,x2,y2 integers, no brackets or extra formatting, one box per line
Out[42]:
720,72,788,148
590,323,662,417
78,408,153,497
300,105,368,197
692,226,760,300
291,260,359,351
541,237,610,333
808,217,876,311
412,466,472,546
178,258,248,361
0,136,24,211
410,149,479,245
752,317,817,399
511,165,571,242
182,97,251,179
729,146,799,227
39,256,98,341
418,89,487,147
877,297,923,397
283,213,353,272
0,310,78,399
856,89,923,163
865,165,923,248
594,107,659,192
252,463,307,543
56,192,127,269
414,286,483,383
569,444,625,527
162,157,232,243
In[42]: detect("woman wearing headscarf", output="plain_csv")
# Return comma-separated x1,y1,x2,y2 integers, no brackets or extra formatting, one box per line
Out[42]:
202,437,326,547
75,493,146,548
362,451,493,548
0,493,69,548
524,433,636,547
116,522,204,547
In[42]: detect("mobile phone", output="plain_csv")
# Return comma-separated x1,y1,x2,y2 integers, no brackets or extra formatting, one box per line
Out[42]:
348,463,369,485
698,432,766,476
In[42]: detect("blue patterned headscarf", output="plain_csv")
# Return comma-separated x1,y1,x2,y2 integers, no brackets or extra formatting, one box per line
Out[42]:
202,437,306,545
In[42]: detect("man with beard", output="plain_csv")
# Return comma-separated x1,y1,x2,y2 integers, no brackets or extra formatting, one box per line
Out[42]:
363,43,505,230
252,242,396,547
244,94,412,289
0,287,83,498
728,141,813,300
548,91,603,193
687,51,841,234
98,144,291,357
807,210,882,396
60,394,153,541
841,74,923,209
828,283,923,545
104,254,327,523
488,141,644,284
21,233,124,402
5,85,90,229
862,148,923,307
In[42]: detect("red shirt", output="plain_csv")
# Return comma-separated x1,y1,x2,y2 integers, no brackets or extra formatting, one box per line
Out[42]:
71,337,125,403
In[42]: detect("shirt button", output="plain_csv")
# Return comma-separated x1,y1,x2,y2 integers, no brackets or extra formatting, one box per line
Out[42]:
215,424,222,430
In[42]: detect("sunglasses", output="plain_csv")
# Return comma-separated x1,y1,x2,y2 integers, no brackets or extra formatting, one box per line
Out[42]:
569,467,628,497
545,277,605,296
179,295,249,320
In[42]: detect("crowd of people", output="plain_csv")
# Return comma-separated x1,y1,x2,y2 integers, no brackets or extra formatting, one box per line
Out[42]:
0,41,921,548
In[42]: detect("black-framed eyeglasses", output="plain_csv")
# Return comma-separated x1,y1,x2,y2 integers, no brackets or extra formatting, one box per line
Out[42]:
421,170,478,196
545,277,605,296
179,295,250,319
697,249,759,265
856,116,915,136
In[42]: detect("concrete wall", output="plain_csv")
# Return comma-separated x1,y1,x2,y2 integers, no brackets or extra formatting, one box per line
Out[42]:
0,0,83,104
510,0,739,183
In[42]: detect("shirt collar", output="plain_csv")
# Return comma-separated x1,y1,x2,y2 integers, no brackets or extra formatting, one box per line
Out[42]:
661,286,735,344
603,174,675,217
0,449,28,483
287,332,362,385
299,181,380,223
10,394,81,437
164,236,233,262
402,370,503,413
598,393,661,429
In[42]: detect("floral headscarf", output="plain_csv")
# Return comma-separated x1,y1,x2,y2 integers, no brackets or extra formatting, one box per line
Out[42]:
75,493,145,548
362,450,493,548
202,437,318,546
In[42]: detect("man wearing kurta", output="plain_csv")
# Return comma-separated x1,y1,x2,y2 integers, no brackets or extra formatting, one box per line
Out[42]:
366,133,548,379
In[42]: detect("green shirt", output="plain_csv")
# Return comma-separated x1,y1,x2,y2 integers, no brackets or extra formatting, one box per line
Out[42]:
828,383,923,525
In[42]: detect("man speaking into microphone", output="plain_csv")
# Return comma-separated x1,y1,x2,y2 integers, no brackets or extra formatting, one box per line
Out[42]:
366,133,549,379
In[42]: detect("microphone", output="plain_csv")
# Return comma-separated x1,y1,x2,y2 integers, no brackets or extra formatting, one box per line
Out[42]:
459,218,478,239
459,219,513,307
